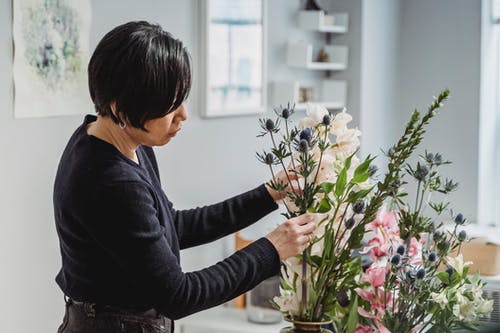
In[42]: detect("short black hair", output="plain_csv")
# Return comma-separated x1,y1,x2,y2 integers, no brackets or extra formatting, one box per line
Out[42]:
88,21,191,129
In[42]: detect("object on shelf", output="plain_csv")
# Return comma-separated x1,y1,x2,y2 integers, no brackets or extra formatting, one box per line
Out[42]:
271,80,347,111
286,41,348,70
299,86,314,103
246,275,282,324
316,48,330,63
303,0,324,12
298,11,348,33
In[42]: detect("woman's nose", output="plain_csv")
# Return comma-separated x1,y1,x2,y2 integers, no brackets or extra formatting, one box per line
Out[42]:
177,103,188,121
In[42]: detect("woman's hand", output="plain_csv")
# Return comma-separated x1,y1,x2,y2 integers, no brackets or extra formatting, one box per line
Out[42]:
265,214,316,260
265,168,302,202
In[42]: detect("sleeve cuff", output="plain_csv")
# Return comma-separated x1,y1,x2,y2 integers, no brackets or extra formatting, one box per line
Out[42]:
240,237,281,278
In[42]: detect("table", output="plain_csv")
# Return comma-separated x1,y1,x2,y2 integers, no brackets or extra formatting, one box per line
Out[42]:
177,306,286,333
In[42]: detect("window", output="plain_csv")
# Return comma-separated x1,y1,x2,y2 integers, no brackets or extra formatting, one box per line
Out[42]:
478,0,500,227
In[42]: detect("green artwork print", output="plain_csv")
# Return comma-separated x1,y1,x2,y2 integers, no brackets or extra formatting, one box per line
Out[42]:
21,0,83,91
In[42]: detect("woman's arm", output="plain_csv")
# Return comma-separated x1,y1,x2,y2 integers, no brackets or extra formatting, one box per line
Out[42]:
169,184,278,249
86,181,280,319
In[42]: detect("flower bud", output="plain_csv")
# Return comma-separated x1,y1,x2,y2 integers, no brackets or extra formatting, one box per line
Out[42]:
391,254,401,266
322,114,331,126
299,139,309,152
426,152,434,162
265,119,275,131
281,108,290,119
345,217,355,229
458,230,467,242
428,252,437,262
434,153,443,165
352,201,366,214
414,163,429,181
455,213,465,225
446,267,455,276
396,245,406,256
299,128,312,143
433,230,443,240
368,165,378,177
265,153,274,165
416,268,426,279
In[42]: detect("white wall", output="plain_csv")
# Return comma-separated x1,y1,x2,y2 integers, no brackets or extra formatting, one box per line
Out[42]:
360,0,400,160
396,0,482,221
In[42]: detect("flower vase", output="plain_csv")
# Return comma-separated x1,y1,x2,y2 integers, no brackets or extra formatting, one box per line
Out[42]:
280,318,333,333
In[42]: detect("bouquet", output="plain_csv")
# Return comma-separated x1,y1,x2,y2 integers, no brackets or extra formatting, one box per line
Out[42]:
257,102,374,331
256,89,491,333
355,152,493,332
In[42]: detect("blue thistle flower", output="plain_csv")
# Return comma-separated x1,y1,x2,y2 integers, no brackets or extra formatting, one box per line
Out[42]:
299,139,309,152
446,267,455,276
414,162,429,181
368,165,378,177
391,254,401,266
345,217,355,229
265,119,276,131
428,252,437,262
416,268,426,279
455,213,466,225
396,245,405,256
322,114,331,126
299,128,313,143
352,201,366,214
458,230,467,242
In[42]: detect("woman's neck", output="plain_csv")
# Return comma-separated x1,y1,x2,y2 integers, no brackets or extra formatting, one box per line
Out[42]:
87,116,140,164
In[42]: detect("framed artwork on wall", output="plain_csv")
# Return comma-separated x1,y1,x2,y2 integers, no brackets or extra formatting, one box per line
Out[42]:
12,0,92,118
199,0,267,117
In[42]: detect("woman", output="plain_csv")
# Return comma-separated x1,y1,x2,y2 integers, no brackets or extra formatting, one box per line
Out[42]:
53,21,316,333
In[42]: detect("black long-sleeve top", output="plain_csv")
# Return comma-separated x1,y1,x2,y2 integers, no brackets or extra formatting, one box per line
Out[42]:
53,115,280,321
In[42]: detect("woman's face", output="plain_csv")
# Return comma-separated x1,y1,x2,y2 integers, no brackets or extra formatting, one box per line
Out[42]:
132,103,188,147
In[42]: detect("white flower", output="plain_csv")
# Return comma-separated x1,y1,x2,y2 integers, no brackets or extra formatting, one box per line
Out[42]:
476,299,494,315
430,291,449,309
299,104,329,128
330,109,353,136
334,128,362,155
445,254,472,275
453,290,476,321
273,291,301,316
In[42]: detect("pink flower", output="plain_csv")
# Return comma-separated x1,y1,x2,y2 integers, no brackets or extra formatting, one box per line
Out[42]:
366,208,399,236
355,324,374,333
361,266,387,288
363,236,392,261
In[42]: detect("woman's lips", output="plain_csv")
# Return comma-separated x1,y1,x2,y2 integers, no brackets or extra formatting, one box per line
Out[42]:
168,128,181,137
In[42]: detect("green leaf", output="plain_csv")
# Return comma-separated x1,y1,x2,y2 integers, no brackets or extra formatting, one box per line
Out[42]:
351,155,375,184
347,187,374,203
316,197,332,213
436,271,450,284
346,295,359,333
335,168,347,198
307,255,323,268
280,276,292,291
319,182,335,194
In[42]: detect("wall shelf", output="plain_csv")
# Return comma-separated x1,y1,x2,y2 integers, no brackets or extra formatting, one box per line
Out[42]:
286,42,348,70
298,11,348,33
271,80,347,111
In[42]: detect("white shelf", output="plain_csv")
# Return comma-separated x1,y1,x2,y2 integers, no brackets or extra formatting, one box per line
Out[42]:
178,306,286,333
271,80,347,110
286,42,348,70
298,11,348,33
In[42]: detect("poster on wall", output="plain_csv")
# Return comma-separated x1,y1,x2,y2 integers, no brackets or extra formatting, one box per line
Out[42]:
12,0,92,118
